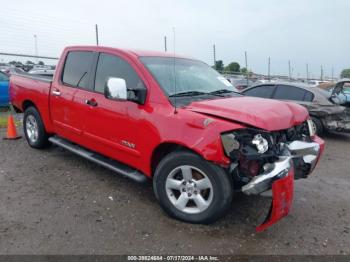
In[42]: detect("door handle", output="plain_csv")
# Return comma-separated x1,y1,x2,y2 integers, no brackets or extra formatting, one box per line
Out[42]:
52,90,61,96
85,99,98,107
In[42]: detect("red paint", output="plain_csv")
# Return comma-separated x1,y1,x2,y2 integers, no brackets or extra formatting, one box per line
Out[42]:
312,135,325,171
12,45,314,176
187,97,308,131
256,169,295,232
9,46,325,229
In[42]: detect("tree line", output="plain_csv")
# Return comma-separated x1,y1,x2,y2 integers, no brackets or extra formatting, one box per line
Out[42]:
8,60,45,66
341,69,350,79
213,60,251,75
214,60,350,79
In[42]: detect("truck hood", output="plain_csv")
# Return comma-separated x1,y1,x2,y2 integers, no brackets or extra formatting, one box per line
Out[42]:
185,97,308,131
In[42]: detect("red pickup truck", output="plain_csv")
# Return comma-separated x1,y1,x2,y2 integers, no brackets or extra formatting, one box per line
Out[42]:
10,46,324,231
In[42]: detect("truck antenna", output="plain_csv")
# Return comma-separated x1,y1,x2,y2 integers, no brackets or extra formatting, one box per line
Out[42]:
173,27,178,114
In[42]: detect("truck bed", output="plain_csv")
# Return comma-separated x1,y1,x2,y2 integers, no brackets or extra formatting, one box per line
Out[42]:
10,72,53,132
13,72,53,83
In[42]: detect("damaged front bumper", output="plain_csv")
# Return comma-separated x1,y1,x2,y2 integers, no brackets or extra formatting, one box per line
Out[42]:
316,107,350,133
324,118,350,133
240,136,325,231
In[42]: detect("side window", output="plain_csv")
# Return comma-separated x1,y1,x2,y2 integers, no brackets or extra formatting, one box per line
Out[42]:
303,91,314,102
273,85,306,101
94,53,145,93
244,85,275,98
62,51,94,89
0,72,9,81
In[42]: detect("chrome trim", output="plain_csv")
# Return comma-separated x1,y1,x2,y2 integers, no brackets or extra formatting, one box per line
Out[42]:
52,90,61,96
242,140,321,195
242,157,292,195
286,141,320,170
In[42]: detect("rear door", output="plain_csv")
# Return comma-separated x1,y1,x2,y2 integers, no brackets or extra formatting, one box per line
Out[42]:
272,85,314,106
50,51,95,142
0,72,9,106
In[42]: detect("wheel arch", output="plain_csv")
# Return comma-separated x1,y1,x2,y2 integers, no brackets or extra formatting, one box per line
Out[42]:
150,142,200,176
22,100,53,134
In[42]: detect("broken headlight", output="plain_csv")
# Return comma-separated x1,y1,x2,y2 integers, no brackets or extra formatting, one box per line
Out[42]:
221,130,271,156
252,134,269,154
221,133,240,155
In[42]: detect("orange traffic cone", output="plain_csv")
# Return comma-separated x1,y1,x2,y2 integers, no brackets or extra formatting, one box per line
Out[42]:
3,114,21,140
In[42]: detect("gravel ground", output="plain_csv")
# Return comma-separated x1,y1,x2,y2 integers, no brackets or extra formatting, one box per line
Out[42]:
0,124,349,255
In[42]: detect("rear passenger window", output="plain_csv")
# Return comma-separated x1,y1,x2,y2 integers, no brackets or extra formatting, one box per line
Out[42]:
273,85,306,101
303,91,314,102
62,51,93,89
94,53,145,93
244,85,275,98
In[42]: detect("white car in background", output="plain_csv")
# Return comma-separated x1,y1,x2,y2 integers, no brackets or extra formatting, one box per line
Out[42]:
308,80,328,87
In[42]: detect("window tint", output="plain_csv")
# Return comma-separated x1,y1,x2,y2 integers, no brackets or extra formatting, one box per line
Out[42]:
62,51,93,88
303,91,314,102
244,85,275,98
94,53,144,93
273,85,306,101
0,72,9,81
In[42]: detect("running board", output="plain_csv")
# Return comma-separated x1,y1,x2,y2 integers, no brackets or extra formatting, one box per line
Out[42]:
48,136,147,183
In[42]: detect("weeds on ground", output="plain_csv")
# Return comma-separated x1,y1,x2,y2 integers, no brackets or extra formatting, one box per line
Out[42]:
0,115,9,128
0,106,18,128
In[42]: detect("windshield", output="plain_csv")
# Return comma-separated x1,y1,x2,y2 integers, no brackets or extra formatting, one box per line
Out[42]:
343,83,350,94
140,57,238,96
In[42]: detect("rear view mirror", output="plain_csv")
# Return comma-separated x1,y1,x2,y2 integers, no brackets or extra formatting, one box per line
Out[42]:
104,78,127,100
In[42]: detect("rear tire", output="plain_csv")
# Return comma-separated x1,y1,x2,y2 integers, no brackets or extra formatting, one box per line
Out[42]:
153,151,233,224
311,117,324,136
23,106,50,149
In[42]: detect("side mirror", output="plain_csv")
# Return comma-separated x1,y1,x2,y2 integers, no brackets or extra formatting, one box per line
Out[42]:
104,78,127,100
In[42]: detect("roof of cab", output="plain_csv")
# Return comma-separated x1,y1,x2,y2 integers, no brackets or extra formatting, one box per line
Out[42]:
65,45,193,59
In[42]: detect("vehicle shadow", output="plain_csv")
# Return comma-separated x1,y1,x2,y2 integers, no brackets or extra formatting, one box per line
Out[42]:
322,131,350,141
45,144,273,233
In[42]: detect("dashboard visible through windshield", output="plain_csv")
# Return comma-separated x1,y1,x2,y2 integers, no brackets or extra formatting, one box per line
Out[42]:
140,57,238,98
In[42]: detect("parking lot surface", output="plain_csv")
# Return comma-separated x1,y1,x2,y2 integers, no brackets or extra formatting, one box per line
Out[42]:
0,127,349,255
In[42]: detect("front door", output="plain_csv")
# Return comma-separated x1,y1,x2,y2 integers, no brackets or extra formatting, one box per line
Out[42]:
82,52,146,167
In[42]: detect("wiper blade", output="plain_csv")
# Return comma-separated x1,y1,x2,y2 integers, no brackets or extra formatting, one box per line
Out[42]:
209,89,234,94
169,91,208,97
209,89,241,96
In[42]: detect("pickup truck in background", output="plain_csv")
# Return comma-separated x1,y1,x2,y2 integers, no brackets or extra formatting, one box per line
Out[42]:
10,46,325,231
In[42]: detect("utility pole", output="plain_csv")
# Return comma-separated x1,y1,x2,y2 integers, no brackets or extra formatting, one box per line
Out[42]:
306,63,309,82
164,36,167,52
34,34,38,63
95,24,99,46
213,44,216,68
288,60,291,81
320,65,323,81
245,51,249,86
268,57,271,81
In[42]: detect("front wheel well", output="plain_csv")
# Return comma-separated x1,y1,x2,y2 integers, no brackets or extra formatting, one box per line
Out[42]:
151,143,197,176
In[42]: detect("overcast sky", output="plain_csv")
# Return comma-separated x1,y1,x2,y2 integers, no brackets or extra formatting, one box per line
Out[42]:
1,0,349,78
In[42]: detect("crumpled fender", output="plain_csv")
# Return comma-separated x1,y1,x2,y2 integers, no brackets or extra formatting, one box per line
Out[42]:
256,169,294,232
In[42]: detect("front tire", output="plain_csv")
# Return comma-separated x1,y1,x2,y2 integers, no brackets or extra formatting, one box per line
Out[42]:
23,106,50,149
153,151,233,224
